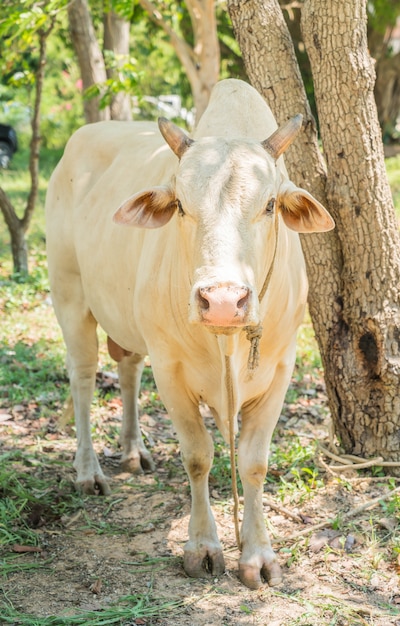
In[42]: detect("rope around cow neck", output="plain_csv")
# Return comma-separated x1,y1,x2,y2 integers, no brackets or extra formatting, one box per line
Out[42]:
226,214,280,550
245,213,280,375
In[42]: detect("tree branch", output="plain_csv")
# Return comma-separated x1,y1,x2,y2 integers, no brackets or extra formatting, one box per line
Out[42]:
138,0,196,71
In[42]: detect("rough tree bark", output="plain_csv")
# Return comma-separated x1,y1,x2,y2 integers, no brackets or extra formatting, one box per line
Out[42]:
103,10,132,121
228,0,400,462
138,0,220,123
68,0,110,123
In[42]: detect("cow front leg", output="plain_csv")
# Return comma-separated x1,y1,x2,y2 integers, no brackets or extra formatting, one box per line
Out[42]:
238,365,294,589
117,352,155,473
157,385,225,578
237,425,281,589
181,424,225,578
65,313,111,495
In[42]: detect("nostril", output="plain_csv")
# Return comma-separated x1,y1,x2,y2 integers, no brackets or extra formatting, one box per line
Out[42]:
237,290,249,309
198,290,210,311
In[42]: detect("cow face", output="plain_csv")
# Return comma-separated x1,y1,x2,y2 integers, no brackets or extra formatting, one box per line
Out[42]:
114,118,334,334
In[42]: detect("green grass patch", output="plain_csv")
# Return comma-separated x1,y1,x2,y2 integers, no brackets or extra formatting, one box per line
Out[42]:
0,339,68,406
0,590,189,625
0,450,83,549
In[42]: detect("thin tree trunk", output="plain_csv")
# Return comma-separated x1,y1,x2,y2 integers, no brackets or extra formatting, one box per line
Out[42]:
0,189,28,275
0,24,51,276
138,0,220,123
228,0,400,462
22,28,46,235
68,0,110,123
103,11,132,121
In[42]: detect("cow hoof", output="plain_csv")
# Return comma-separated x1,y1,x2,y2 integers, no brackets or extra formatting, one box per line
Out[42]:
121,451,155,474
239,559,282,589
77,476,111,496
184,548,225,578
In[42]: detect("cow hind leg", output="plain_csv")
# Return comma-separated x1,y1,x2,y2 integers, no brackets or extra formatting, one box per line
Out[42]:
117,351,155,474
64,311,111,495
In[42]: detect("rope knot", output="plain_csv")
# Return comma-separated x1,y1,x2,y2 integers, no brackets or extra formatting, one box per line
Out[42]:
245,323,263,375
244,215,279,378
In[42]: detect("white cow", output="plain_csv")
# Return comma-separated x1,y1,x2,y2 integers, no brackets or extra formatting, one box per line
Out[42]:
46,79,334,589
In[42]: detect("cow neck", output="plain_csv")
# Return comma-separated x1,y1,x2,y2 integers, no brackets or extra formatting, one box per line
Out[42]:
244,213,280,375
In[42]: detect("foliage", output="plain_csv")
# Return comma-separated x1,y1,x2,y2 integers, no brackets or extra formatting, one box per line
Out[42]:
367,0,400,35
84,52,143,112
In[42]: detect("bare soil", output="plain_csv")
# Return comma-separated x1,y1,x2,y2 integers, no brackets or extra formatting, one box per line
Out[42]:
1,378,400,626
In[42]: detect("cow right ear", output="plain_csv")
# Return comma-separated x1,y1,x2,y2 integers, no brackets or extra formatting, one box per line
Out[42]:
113,186,177,229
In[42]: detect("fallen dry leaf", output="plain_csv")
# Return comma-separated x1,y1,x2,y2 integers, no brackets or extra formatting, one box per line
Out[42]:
89,578,102,595
12,544,42,553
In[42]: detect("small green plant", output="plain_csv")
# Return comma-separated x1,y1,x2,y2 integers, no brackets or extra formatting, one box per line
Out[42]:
210,434,236,496
277,466,323,503
0,451,83,550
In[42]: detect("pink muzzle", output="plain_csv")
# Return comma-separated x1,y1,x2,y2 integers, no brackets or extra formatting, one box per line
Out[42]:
197,284,250,327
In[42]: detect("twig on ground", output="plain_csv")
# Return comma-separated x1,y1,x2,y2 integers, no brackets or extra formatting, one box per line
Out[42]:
317,442,400,470
347,475,400,483
262,497,304,523
328,458,384,471
316,453,337,477
272,484,400,544
239,495,303,523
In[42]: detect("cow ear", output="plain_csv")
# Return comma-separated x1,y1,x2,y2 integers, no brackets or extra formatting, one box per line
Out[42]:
113,186,177,229
278,181,335,233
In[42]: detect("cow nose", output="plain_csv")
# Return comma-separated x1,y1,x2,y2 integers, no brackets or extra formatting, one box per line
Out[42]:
198,284,250,327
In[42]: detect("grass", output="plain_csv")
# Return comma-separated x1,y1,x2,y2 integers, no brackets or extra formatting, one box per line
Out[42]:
0,591,189,625
0,450,84,550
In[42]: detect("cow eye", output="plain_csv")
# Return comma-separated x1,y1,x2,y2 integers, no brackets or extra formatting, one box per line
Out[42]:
177,199,185,216
265,198,275,215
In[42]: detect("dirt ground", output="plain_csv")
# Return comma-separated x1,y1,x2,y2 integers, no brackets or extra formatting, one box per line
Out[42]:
1,379,400,626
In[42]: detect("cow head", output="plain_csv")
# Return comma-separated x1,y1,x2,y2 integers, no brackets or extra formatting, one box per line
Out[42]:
114,117,334,333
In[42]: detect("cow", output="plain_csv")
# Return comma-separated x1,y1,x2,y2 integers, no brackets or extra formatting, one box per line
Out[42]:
45,79,334,589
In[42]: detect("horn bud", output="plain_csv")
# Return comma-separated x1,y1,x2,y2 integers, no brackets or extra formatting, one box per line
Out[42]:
158,117,194,159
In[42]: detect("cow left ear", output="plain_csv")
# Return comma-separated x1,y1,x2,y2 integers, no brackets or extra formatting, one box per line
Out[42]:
278,181,335,233
113,185,177,229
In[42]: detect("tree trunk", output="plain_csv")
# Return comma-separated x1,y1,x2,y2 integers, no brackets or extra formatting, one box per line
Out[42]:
0,189,28,275
228,0,400,462
0,25,50,276
103,11,132,121
185,0,220,122
68,0,110,123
